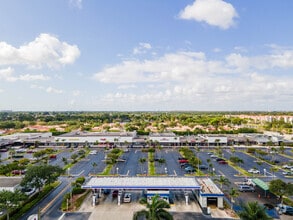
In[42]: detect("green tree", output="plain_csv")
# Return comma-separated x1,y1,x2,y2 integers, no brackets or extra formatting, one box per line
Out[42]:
229,187,239,210
238,201,272,220
269,179,293,204
21,165,63,192
139,158,147,174
62,157,68,165
0,190,27,220
214,176,230,190
71,153,78,163
133,194,173,220
92,162,98,174
270,167,279,180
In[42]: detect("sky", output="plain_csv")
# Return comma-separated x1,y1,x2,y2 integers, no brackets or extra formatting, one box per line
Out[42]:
1,0,293,111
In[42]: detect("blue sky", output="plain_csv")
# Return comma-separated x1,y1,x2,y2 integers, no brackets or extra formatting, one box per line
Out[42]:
1,0,293,111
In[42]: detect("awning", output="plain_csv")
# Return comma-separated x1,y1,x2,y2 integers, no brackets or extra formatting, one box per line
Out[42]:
252,178,269,191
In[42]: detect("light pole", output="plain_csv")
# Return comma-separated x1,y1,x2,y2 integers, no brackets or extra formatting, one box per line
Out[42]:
264,168,266,177
164,167,168,175
212,168,215,176
116,167,119,176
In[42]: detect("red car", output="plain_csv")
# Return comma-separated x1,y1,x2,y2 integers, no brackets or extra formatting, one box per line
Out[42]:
49,154,57,159
112,190,118,198
218,160,228,164
11,170,26,175
179,159,189,164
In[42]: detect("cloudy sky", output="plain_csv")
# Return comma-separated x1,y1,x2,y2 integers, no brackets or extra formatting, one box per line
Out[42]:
1,0,293,111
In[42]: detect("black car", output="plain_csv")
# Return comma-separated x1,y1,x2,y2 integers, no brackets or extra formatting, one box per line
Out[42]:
216,158,225,162
181,163,191,168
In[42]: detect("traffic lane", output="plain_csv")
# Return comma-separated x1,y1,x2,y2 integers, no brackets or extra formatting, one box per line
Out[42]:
49,150,73,166
20,178,69,220
199,152,239,182
284,149,293,157
231,151,260,171
268,153,292,164
154,149,184,176
69,149,106,176
114,149,148,176
87,151,107,174
117,149,147,176
233,151,286,180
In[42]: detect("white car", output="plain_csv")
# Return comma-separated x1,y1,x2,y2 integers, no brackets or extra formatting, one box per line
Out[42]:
282,171,292,175
89,150,97,155
210,154,217,158
123,193,131,203
248,169,260,174
282,165,293,169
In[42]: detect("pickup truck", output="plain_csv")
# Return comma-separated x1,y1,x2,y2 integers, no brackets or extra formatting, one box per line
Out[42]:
277,204,293,215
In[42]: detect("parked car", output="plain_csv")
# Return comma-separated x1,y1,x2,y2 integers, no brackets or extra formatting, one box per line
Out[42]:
89,150,97,155
238,185,255,192
282,171,293,176
185,166,195,173
179,159,189,164
199,165,208,170
248,169,260,174
210,155,217,158
178,157,187,160
112,190,119,198
216,158,225,162
49,154,57,159
243,178,256,187
282,165,293,169
218,160,228,164
21,187,36,196
123,193,132,203
11,170,26,175
277,204,293,215
181,163,191,168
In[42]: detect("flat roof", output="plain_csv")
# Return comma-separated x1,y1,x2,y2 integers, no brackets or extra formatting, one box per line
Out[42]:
197,178,223,195
82,176,200,190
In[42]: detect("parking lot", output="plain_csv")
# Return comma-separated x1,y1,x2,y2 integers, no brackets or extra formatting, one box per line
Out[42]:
1,144,292,219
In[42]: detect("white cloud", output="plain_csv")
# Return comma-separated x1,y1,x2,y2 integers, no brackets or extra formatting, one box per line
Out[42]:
117,84,137,90
133,42,152,55
91,45,293,110
0,67,15,81
93,51,227,84
18,74,50,81
179,0,238,30
69,0,83,9
0,67,49,82
0,33,80,69
46,87,63,94
72,90,81,96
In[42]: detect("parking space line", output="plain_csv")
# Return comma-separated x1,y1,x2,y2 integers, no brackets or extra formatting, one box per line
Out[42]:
173,170,177,176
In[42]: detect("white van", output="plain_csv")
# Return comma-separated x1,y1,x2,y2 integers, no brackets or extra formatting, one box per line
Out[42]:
238,185,255,192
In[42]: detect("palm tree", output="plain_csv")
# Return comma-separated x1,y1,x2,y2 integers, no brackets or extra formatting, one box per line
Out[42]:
238,201,272,220
270,167,279,180
92,162,98,174
133,194,173,220
229,187,239,210
214,176,230,190
139,158,147,174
